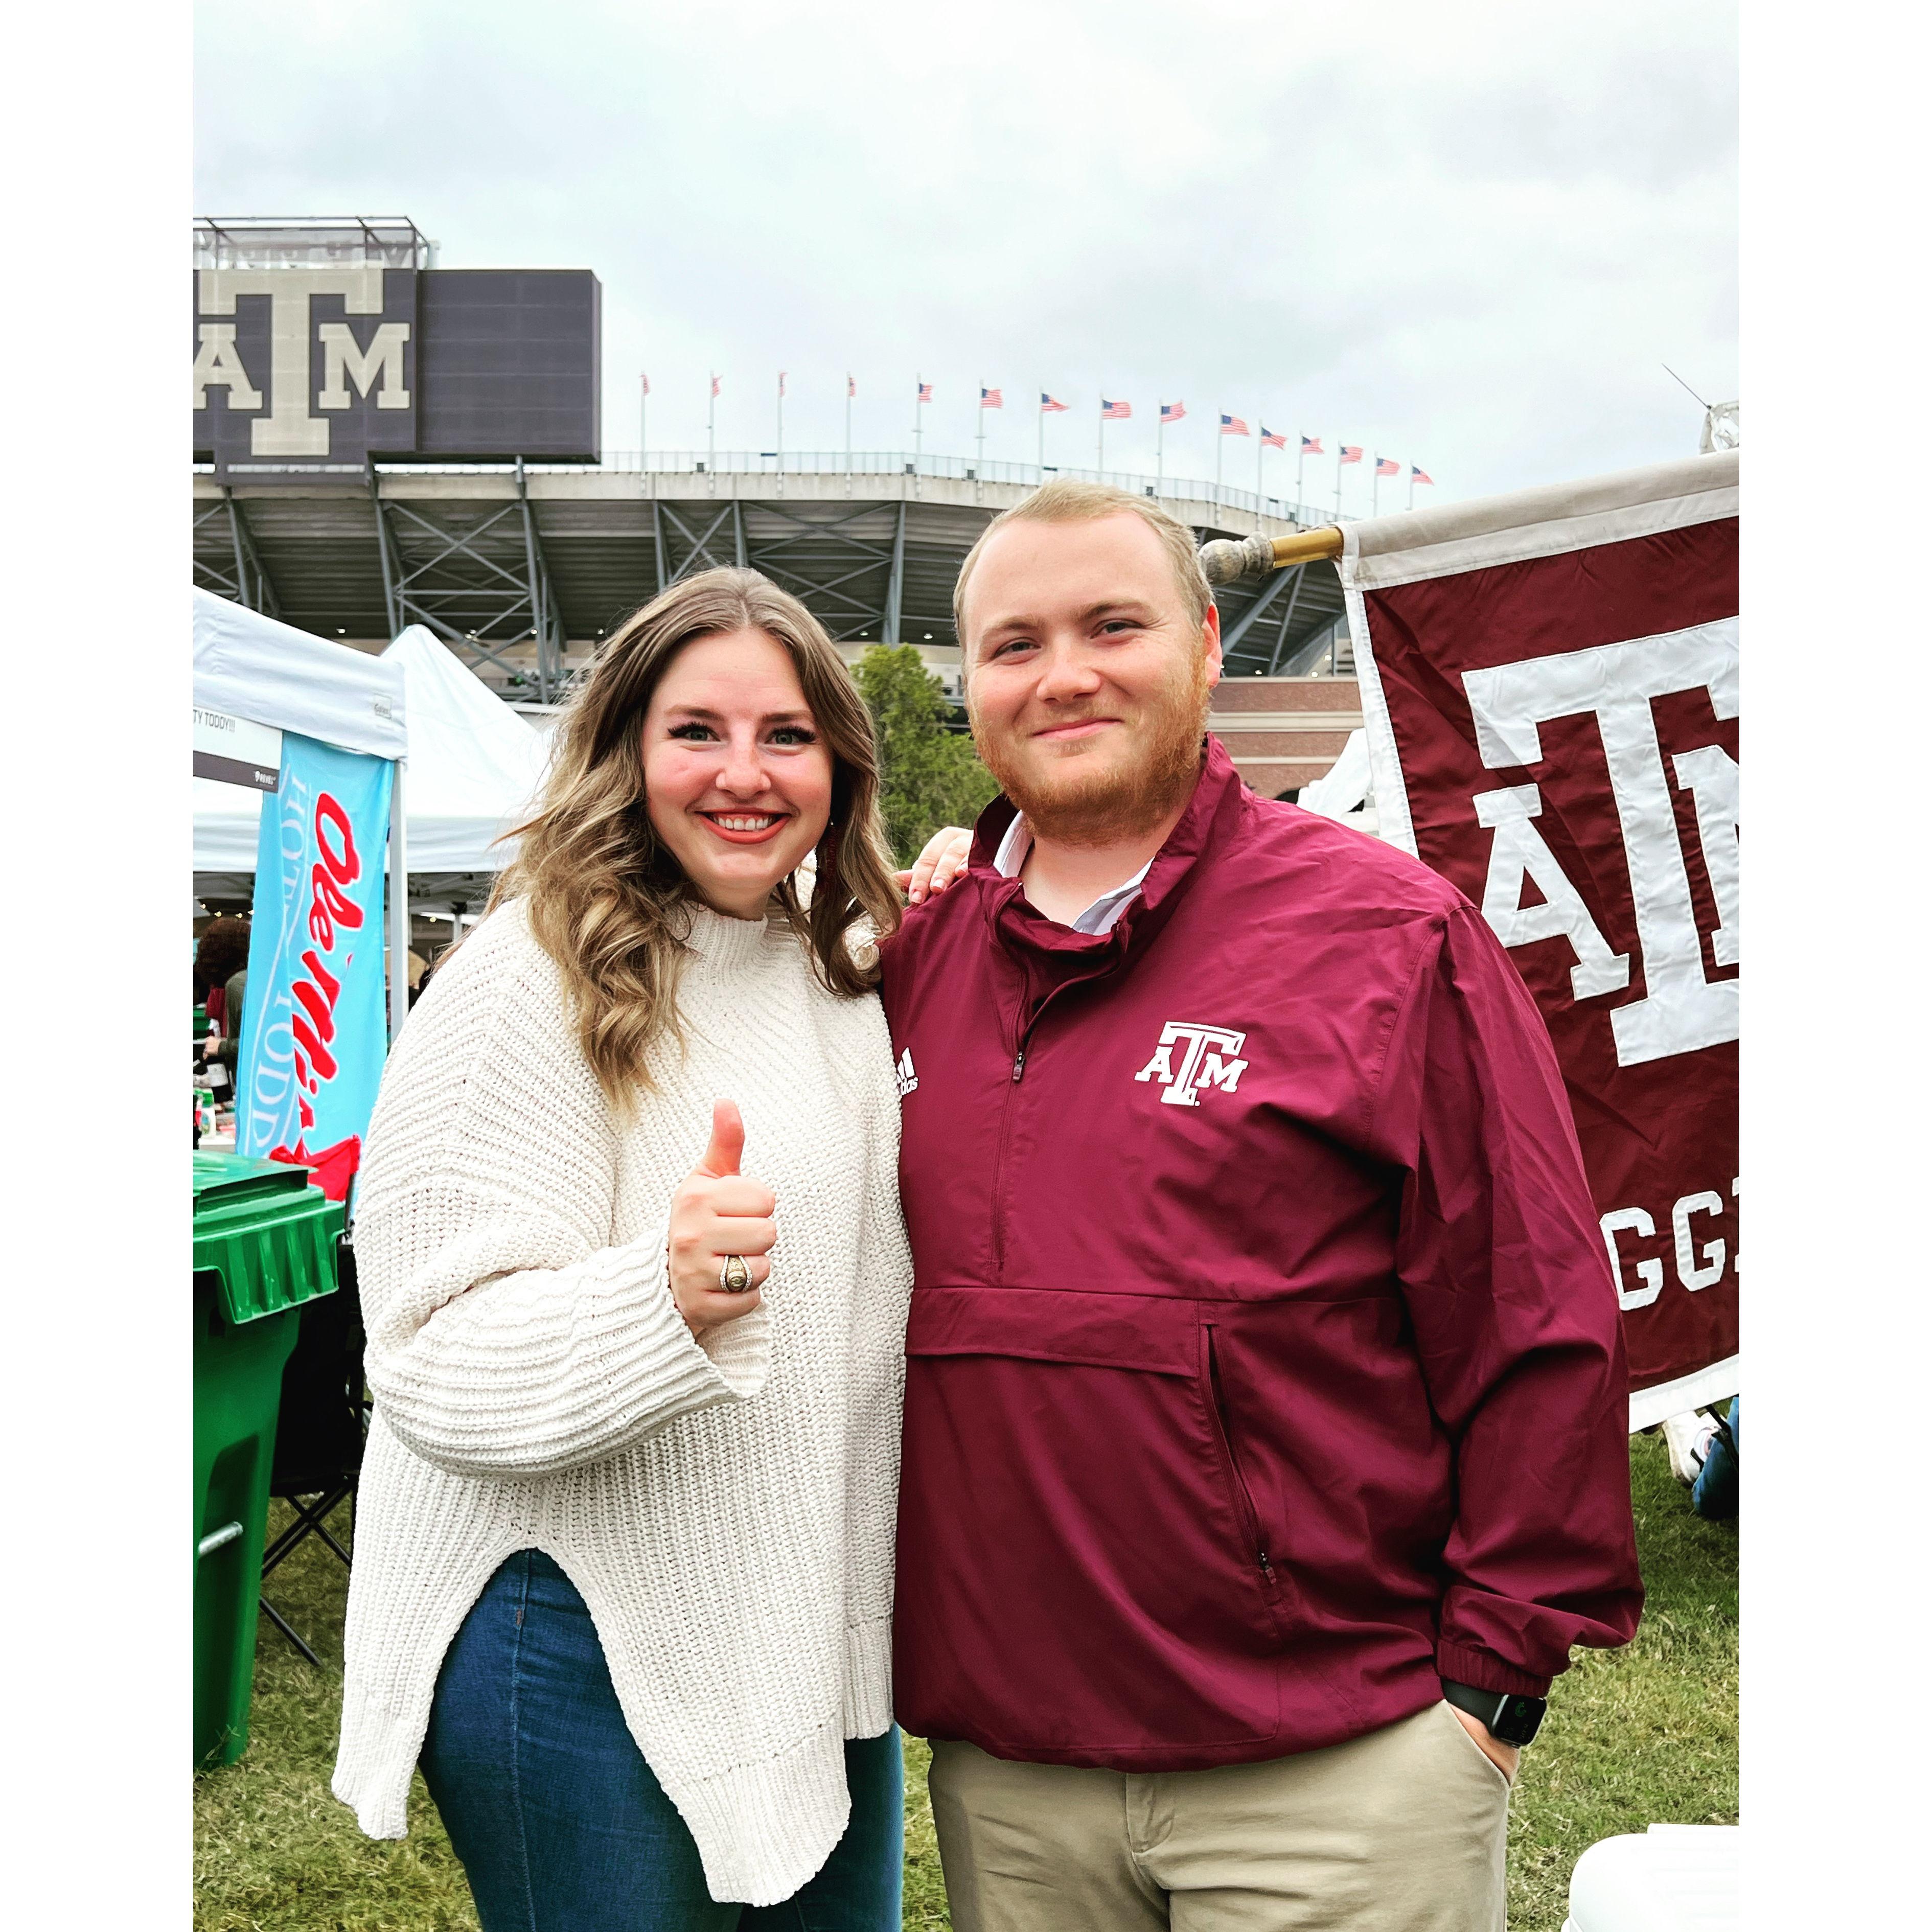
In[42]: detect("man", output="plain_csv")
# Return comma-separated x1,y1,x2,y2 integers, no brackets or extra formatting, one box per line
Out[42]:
881,479,1642,1931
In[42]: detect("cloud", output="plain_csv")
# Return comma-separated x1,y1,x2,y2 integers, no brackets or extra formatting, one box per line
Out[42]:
194,0,1736,504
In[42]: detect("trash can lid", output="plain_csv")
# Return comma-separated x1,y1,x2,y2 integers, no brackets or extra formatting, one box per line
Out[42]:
193,1153,344,1325
192,1151,315,1207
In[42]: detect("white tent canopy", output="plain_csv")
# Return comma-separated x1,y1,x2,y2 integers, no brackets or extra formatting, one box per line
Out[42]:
195,625,549,875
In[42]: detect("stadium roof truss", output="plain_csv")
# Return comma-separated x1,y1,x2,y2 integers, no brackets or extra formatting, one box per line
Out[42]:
192,467,1349,695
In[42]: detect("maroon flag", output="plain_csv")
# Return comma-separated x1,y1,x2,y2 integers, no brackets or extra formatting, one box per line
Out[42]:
1342,452,1739,1425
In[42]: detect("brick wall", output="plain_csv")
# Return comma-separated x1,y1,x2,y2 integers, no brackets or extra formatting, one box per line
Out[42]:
1207,676,1362,797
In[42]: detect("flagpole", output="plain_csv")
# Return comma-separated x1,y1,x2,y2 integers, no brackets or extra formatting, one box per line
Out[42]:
707,375,716,473
976,381,985,475
914,376,923,470
1215,416,1223,496
1407,469,1415,512
845,377,852,474
1037,387,1044,477
1255,416,1263,508
1297,442,1306,515
1372,464,1380,517
1097,396,1105,474
639,372,647,466
1157,406,1165,495
1334,446,1342,517
776,373,784,465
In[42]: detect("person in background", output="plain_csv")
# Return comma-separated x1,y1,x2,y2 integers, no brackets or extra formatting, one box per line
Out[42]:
1664,1402,1739,1521
193,915,251,1094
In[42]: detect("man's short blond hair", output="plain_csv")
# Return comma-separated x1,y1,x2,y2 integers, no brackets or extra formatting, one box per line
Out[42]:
951,478,1214,652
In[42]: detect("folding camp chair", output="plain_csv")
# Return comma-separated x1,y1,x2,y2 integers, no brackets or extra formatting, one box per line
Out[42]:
259,1235,367,1666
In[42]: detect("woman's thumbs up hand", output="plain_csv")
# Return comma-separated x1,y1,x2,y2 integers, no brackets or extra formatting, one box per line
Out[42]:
666,1099,776,1335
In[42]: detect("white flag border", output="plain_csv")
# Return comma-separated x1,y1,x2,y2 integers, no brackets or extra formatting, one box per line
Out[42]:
1339,449,1739,860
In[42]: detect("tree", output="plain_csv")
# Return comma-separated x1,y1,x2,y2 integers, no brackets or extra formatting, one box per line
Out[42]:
852,646,1000,865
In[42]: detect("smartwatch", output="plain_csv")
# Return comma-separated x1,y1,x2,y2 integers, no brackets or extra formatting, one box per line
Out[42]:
1441,1677,1547,1747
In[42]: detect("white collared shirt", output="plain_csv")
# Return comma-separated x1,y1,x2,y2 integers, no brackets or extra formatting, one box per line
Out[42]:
991,815,1154,935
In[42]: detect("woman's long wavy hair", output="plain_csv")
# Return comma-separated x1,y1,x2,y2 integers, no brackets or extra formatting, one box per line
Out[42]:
491,568,902,1103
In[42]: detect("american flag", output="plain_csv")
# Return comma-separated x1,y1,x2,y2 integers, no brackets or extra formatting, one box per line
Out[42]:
778,372,787,398
917,382,933,404
710,375,722,398
1260,427,1287,450
1040,393,1069,412
1374,455,1400,477
640,373,651,396
1339,444,1363,465
1411,465,1434,486
1220,413,1250,436
1100,397,1131,420
981,387,1003,408
847,375,857,398
1301,435,1323,455
1160,401,1186,424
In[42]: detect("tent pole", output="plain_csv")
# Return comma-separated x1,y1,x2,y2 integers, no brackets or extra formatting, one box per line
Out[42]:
388,758,409,1046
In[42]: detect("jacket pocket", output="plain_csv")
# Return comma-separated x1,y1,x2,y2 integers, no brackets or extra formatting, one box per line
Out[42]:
895,1286,1284,1758
1202,1323,1283,1636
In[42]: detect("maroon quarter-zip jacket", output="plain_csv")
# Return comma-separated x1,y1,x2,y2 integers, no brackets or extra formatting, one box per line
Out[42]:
880,738,1642,1770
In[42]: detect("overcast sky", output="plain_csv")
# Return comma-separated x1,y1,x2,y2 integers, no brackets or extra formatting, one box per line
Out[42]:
194,0,1736,513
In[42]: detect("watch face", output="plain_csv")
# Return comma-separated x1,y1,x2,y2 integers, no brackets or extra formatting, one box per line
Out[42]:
1493,1696,1547,1746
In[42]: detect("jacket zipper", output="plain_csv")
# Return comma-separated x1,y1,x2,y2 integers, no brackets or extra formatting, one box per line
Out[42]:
989,976,1086,1276
1205,1325,1277,1593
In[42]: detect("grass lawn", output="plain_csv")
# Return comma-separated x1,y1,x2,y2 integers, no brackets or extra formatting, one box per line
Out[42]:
195,1429,1734,1931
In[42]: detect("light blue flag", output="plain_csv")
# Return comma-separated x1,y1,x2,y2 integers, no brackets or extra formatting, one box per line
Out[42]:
237,731,393,1202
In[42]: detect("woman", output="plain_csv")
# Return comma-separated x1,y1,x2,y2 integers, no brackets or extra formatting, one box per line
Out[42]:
334,568,962,1928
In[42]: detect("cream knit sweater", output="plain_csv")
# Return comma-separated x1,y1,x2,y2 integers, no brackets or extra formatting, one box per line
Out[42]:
331,896,914,1906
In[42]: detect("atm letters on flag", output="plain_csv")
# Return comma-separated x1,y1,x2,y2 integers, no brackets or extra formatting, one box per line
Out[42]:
237,731,393,1201
1342,453,1738,1424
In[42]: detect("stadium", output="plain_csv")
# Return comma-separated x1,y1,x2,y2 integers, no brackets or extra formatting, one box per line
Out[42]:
193,218,1362,800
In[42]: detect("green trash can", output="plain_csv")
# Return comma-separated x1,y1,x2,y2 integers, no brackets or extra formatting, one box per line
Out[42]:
193,1153,344,1769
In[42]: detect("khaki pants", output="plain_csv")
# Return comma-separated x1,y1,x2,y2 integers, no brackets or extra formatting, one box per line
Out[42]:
927,1703,1510,1932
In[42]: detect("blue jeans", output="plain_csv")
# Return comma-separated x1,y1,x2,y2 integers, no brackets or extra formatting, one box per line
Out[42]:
1691,1398,1739,1521
420,1551,903,1932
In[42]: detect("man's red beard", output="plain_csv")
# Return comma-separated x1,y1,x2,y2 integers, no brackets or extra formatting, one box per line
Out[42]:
970,651,1212,849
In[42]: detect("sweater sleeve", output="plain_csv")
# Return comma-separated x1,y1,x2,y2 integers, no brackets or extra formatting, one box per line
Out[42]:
352,917,771,1481
1373,903,1643,1698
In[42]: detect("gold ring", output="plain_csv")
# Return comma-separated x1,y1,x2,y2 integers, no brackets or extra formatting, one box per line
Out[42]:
719,1254,752,1294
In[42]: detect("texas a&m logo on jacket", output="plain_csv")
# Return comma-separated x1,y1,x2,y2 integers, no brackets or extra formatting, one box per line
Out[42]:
1133,1021,1248,1108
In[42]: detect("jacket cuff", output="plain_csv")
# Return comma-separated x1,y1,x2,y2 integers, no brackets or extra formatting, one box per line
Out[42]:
1435,1641,1552,1700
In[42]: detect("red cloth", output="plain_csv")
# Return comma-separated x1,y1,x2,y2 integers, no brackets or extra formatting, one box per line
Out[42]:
880,739,1641,1771
267,1134,362,1202
204,985,226,1030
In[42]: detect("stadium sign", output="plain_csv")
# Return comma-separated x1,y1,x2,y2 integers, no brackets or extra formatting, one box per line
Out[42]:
193,263,600,472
